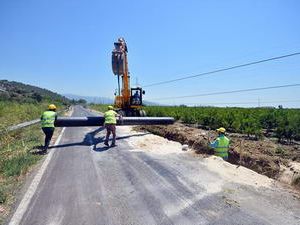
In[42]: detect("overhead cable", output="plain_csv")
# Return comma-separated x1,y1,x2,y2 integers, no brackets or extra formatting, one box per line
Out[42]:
148,83,300,101
184,99,300,105
144,52,300,87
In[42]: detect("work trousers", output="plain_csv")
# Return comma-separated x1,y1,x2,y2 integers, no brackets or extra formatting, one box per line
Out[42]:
42,127,54,149
105,124,116,144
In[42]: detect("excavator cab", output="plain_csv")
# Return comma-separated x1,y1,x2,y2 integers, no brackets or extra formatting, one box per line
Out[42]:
130,88,145,106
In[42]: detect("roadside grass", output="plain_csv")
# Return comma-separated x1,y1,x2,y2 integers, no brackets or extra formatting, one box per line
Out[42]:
0,124,43,223
0,102,69,224
0,101,67,128
0,101,48,128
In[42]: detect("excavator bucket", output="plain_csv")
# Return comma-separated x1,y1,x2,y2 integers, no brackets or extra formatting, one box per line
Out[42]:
112,51,125,75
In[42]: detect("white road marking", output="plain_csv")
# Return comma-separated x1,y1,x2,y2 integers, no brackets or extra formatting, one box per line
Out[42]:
8,127,66,225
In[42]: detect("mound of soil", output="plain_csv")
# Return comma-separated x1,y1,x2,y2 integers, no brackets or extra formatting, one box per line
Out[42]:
137,123,300,180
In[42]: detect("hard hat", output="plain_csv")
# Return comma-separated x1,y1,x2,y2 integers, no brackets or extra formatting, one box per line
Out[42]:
108,105,114,110
216,127,226,133
48,104,57,110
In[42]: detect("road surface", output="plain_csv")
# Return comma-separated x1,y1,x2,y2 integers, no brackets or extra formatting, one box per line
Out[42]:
10,106,300,225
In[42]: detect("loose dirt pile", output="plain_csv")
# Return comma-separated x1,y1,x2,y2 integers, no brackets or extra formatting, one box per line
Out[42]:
136,123,300,187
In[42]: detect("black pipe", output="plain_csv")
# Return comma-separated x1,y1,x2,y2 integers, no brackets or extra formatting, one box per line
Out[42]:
55,116,175,127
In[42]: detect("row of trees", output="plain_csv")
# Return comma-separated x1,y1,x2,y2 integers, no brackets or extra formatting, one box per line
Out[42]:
145,106,300,142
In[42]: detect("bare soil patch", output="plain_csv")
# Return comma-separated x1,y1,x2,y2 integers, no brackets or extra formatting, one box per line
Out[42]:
136,123,300,188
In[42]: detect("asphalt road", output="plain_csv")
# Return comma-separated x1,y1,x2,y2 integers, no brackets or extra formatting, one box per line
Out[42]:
12,106,300,225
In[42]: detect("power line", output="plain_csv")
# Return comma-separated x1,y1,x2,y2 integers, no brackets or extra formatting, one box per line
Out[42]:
183,99,300,106
144,52,300,87
148,83,300,101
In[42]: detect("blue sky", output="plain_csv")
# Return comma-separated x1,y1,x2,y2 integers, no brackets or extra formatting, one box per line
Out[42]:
1,0,300,107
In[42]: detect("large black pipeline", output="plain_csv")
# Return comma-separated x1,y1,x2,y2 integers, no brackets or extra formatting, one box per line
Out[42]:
55,116,174,127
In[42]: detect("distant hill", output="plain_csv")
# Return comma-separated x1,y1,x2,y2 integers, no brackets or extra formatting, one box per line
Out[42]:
0,80,71,105
64,93,159,106
64,94,114,104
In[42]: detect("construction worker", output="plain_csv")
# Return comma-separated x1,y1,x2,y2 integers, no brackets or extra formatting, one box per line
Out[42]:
104,105,121,147
40,104,57,153
209,127,230,160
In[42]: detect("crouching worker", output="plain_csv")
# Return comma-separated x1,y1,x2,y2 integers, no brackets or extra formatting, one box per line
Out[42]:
209,127,230,160
104,106,121,147
41,104,57,153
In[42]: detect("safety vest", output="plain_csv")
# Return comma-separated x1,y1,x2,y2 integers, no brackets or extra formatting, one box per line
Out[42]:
104,110,117,124
41,111,57,128
214,135,230,158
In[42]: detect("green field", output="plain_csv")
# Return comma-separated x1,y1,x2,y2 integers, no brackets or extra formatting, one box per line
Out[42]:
89,103,109,113
88,104,300,142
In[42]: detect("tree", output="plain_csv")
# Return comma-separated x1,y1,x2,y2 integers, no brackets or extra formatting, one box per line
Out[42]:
259,110,276,134
77,99,87,104
275,112,288,143
31,92,42,102
241,117,262,140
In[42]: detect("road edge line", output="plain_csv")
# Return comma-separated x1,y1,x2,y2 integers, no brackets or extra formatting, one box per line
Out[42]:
8,127,66,225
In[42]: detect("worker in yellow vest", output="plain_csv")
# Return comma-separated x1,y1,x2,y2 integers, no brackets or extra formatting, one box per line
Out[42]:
104,106,121,147
209,127,230,160
40,104,57,153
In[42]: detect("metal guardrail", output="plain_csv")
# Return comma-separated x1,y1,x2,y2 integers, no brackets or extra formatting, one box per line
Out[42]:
7,119,40,132
4,108,70,133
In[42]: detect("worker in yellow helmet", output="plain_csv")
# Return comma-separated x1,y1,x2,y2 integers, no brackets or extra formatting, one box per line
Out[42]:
209,127,230,160
40,104,57,153
104,106,121,147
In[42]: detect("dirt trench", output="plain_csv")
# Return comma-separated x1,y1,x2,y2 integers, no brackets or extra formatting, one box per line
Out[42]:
136,123,300,184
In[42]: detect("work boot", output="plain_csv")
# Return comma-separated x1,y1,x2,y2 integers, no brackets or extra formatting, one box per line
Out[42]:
104,141,109,147
42,150,48,155
41,146,48,155
111,142,116,147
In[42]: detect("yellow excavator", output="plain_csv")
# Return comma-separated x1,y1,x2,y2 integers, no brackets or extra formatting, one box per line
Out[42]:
111,38,146,116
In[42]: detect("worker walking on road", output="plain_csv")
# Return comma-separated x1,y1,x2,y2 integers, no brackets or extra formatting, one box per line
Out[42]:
209,127,230,160
104,106,121,147
41,104,57,153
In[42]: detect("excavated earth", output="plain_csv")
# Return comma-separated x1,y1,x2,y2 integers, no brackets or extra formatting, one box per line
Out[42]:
136,123,300,188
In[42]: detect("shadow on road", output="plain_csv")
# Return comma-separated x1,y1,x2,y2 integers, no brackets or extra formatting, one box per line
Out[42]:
41,127,151,152
93,146,110,152
92,131,150,152
116,132,150,141
47,127,105,150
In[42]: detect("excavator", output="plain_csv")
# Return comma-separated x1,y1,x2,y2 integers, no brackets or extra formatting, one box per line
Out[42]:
111,38,146,116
